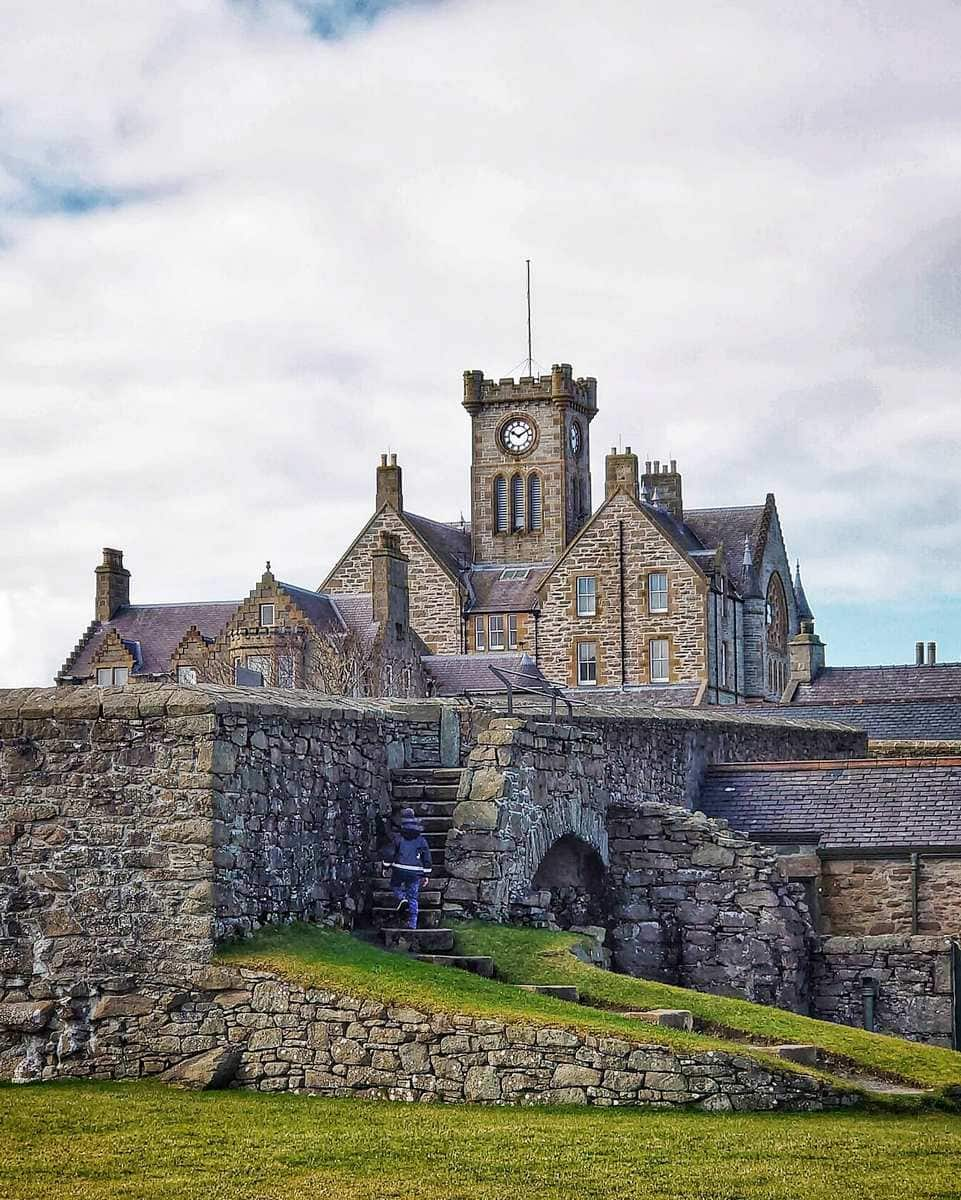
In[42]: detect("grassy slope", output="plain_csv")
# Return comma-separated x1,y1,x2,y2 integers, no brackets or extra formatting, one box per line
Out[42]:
218,923,961,1095
456,923,961,1091
3,1081,961,1200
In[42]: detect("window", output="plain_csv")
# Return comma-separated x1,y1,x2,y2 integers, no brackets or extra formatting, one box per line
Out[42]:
575,576,597,617
500,567,530,581
648,572,669,613
766,573,788,652
649,638,670,683
576,641,598,686
177,666,197,685
96,666,128,686
493,476,508,533
278,656,294,688
245,654,271,684
395,622,404,642
489,614,505,650
259,603,276,628
511,474,525,531
403,666,412,695
508,614,518,649
475,615,486,651
720,643,729,689
528,474,542,531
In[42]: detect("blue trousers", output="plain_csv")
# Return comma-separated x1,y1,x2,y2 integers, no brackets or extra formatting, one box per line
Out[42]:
391,875,421,929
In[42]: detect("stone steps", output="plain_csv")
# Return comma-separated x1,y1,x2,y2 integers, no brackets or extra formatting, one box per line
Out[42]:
516,984,580,1003
382,927,454,954
415,954,495,978
371,906,444,929
622,1009,694,1031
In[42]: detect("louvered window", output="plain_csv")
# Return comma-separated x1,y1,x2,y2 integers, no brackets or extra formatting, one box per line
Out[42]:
528,474,542,531
493,476,508,533
511,475,525,530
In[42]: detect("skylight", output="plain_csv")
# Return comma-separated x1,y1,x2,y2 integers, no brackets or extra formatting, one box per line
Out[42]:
500,568,530,581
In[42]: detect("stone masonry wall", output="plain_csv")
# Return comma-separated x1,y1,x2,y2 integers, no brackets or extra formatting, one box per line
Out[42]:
321,507,463,655
0,962,856,1111
820,856,961,937
0,685,442,995
444,713,861,1010
812,936,958,1048
536,492,708,689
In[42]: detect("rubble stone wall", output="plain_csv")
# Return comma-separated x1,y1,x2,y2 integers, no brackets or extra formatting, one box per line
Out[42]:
0,686,440,996
820,856,961,937
812,936,958,1048
0,962,856,1111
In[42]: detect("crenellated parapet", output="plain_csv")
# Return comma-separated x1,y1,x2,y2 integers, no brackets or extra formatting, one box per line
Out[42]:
463,363,597,413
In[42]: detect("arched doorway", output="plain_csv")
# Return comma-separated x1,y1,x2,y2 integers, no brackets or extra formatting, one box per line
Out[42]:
531,835,607,929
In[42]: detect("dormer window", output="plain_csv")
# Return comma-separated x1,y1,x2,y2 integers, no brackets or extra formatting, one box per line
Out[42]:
259,603,276,628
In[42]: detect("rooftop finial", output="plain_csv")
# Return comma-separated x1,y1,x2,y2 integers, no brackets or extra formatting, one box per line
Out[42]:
266,560,271,573
742,535,752,567
793,558,814,622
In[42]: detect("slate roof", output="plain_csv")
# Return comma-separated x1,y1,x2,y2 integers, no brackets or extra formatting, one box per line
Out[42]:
792,664,961,704
405,512,471,579
63,602,237,679
684,505,766,582
763,701,961,740
279,583,345,634
698,759,961,849
466,564,553,612
328,593,377,643
559,684,703,709
423,653,548,696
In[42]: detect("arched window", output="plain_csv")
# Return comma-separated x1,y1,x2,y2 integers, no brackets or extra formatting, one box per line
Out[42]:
528,474,542,531
511,474,525,531
493,476,508,533
766,572,788,652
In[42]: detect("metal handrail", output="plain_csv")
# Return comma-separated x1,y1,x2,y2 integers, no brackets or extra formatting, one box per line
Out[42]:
477,664,587,719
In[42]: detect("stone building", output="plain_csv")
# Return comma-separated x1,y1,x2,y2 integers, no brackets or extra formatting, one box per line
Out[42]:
324,364,807,703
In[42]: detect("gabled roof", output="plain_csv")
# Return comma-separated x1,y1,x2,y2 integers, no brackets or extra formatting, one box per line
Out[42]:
61,602,237,679
699,758,961,849
328,593,377,643
466,564,553,613
422,652,548,696
405,513,471,578
767,700,961,740
278,582,345,634
793,663,961,704
684,503,767,582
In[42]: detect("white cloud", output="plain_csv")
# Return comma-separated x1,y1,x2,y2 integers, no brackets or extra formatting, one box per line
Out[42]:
2,0,961,684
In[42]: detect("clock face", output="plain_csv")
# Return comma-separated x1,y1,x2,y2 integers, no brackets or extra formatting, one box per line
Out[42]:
569,421,582,457
500,417,536,455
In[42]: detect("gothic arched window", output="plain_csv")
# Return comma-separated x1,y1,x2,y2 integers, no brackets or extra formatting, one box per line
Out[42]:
493,476,508,533
511,474,525,531
766,572,788,653
528,474,542,531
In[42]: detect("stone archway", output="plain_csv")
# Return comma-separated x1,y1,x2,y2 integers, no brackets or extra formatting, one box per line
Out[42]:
529,835,607,929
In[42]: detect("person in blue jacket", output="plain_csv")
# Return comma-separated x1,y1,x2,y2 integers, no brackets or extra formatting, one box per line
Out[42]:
383,807,432,929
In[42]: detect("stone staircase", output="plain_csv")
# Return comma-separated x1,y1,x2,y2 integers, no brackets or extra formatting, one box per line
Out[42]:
369,767,462,930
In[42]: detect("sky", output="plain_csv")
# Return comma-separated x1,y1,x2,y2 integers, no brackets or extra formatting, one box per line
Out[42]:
2,0,960,687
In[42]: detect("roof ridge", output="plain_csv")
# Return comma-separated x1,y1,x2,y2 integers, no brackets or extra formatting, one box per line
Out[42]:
709,757,961,772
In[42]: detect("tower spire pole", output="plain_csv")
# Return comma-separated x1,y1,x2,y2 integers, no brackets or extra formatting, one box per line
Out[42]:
526,258,533,375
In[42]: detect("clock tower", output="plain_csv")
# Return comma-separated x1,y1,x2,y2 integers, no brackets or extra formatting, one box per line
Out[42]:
462,363,597,564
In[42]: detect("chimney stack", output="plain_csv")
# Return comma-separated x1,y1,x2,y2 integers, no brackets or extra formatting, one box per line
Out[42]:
95,548,130,623
641,459,683,522
915,641,925,667
605,446,639,502
371,531,410,644
376,453,404,512
927,641,937,667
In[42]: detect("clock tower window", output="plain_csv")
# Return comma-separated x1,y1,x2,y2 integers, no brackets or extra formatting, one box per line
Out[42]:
511,474,525,531
493,476,508,533
528,474,542,531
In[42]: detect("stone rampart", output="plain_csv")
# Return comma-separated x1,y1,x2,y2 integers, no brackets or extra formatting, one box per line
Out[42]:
812,936,958,1048
0,962,856,1111
0,685,441,994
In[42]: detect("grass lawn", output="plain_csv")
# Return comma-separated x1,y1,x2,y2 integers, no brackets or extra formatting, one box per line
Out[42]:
2,1081,961,1200
219,923,961,1099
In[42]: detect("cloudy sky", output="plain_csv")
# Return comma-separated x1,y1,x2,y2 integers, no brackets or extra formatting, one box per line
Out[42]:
2,0,960,686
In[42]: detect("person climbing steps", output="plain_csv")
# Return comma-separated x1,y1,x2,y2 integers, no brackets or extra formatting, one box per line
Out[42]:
382,807,432,930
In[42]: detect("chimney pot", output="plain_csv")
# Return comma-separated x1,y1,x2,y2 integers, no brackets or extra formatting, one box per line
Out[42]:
915,641,925,666
653,460,660,473
927,641,937,667
670,459,676,473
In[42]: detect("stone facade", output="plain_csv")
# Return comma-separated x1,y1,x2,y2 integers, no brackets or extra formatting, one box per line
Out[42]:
322,506,464,655
819,856,961,937
0,962,857,1110
535,492,709,689
812,936,958,1048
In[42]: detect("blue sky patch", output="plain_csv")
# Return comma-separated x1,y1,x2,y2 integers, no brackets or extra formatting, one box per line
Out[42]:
235,0,436,39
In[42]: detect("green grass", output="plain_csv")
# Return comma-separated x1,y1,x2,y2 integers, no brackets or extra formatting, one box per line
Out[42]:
3,1081,961,1199
218,923,961,1098
455,923,961,1093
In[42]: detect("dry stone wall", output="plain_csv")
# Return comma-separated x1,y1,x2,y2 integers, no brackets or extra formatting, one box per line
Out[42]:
812,936,958,1048
0,685,444,995
0,962,857,1111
